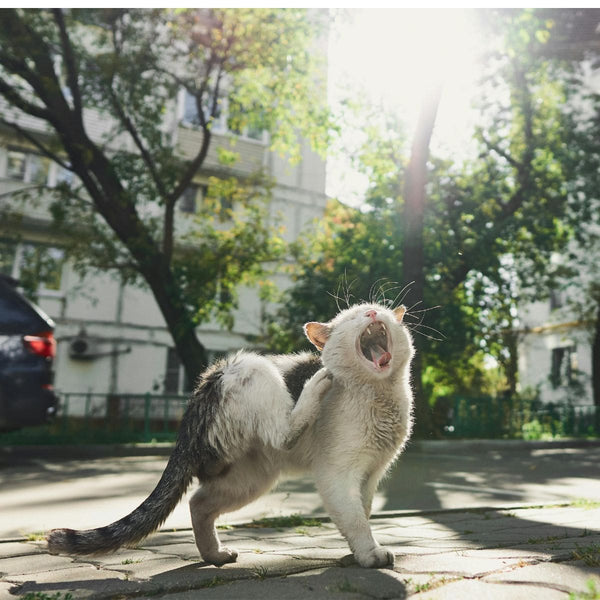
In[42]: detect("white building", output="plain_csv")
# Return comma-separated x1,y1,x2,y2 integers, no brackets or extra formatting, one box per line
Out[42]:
517,291,594,406
0,93,327,403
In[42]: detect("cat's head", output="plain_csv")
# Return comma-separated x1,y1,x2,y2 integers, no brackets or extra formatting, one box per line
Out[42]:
304,303,414,381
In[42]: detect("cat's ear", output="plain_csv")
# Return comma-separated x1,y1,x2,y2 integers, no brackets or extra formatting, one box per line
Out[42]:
394,305,407,323
304,322,331,351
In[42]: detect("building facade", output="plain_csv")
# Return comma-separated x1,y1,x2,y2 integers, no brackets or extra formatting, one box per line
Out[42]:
0,91,327,403
517,293,594,406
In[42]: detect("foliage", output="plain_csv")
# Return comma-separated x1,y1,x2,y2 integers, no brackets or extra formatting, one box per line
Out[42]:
0,8,331,378
266,9,594,411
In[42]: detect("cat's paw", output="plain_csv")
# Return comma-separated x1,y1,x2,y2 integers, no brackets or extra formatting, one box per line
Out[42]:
204,546,238,566
306,368,332,400
355,545,395,569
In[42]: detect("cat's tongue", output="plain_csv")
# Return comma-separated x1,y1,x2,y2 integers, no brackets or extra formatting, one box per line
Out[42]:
370,345,392,370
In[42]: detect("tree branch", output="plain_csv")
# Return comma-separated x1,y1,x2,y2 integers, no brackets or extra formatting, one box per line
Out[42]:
480,134,523,170
52,8,83,116
0,11,71,129
166,51,227,205
449,64,536,290
0,116,71,170
107,86,169,199
0,76,53,122
0,184,46,200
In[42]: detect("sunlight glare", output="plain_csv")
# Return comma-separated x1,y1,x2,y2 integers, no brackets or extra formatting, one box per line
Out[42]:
328,9,485,204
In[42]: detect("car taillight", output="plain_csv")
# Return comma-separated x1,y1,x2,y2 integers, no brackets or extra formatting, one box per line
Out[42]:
23,331,56,359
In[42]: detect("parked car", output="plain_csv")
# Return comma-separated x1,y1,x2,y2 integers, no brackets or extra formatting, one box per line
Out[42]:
0,274,58,431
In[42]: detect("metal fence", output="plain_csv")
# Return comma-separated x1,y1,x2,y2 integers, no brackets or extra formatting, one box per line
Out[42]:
441,396,599,439
2,390,597,445
56,392,189,443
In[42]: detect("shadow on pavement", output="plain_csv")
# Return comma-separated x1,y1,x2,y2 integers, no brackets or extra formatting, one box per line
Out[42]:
13,560,408,599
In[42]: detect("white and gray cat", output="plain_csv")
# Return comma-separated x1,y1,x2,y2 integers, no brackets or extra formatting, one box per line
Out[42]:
47,302,414,568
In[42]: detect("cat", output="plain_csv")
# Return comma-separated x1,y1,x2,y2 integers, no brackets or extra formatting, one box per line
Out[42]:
47,302,414,569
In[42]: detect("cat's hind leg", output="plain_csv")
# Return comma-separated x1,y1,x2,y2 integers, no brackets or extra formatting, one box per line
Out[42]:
190,455,278,566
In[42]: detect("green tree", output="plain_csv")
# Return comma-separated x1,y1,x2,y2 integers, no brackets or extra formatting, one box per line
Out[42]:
557,63,600,412
269,9,590,436
0,8,331,381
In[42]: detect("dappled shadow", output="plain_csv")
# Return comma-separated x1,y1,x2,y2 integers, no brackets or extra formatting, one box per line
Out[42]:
12,557,407,599
379,442,600,512
374,443,600,567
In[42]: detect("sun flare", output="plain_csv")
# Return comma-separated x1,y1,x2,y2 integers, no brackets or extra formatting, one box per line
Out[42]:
328,8,486,203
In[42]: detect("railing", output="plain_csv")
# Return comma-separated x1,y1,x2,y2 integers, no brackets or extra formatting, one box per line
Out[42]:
55,392,189,443
440,396,599,439
2,390,598,445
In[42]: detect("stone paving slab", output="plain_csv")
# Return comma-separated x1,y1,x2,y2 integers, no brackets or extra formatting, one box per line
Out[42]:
1,503,599,599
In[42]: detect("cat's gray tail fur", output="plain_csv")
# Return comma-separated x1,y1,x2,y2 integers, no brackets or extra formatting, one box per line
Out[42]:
46,437,194,555
45,360,228,556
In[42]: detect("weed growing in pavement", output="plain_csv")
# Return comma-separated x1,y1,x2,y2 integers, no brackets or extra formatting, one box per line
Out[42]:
251,566,269,580
572,543,600,567
121,558,143,565
20,594,73,600
568,578,600,600
329,578,360,594
570,498,600,510
247,514,323,531
199,576,227,589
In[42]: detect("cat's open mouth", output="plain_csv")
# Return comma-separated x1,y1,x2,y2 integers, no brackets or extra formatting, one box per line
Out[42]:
358,321,392,372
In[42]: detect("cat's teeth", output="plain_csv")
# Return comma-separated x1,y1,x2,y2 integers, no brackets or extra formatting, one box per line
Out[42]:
367,327,372,335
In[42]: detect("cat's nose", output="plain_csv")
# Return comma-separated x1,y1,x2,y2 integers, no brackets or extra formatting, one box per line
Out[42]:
365,309,377,321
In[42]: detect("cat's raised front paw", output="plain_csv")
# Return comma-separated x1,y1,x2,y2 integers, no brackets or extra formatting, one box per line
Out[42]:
306,368,332,400
355,545,395,569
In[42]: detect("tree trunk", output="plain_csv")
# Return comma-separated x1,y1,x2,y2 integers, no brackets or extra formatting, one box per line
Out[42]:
402,84,442,438
142,264,209,385
593,300,600,432
63,126,210,386
504,329,519,396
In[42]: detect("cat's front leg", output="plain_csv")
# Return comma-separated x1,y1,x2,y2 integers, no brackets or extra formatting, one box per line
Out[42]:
316,470,394,569
284,368,332,450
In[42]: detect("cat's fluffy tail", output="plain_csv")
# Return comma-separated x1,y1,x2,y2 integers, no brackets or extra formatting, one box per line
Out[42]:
47,439,194,555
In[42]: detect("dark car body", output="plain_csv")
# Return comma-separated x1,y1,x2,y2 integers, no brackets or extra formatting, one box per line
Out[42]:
0,275,58,431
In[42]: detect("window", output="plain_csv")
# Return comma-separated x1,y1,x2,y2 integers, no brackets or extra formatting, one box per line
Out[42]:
4,149,50,185
217,196,233,222
28,154,50,185
550,345,577,388
164,347,180,394
6,150,26,180
181,90,263,140
0,240,18,278
182,90,225,133
55,164,75,187
20,244,64,292
180,184,199,214
164,347,194,394
0,240,64,295
182,91,202,127
549,289,564,311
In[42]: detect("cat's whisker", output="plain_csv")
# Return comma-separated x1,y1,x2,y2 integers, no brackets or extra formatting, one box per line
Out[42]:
405,305,441,316
390,282,415,309
406,322,446,341
369,278,389,305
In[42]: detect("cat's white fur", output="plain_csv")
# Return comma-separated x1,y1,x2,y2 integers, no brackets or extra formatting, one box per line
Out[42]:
190,302,414,568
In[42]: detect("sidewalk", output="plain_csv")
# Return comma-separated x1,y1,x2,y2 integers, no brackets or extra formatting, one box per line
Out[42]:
2,502,599,599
